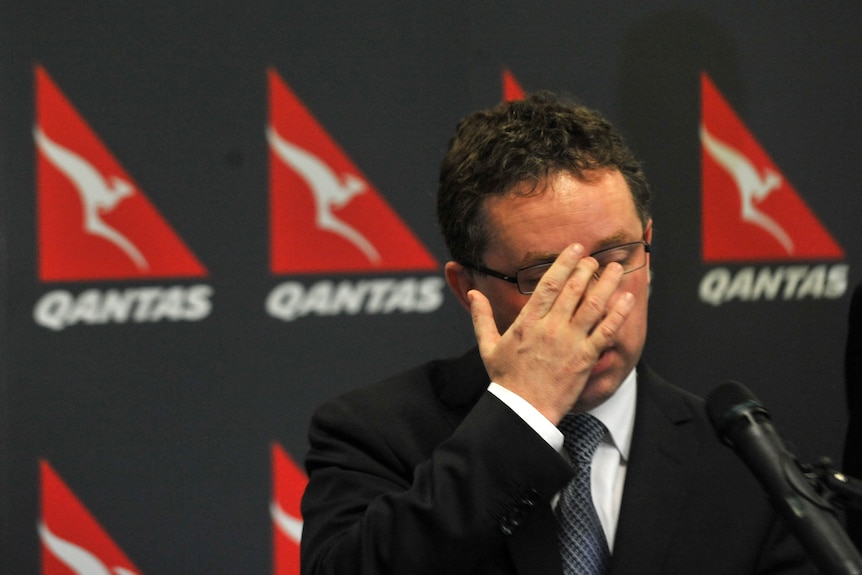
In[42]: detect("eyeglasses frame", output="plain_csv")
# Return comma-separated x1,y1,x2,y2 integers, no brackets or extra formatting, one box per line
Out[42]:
464,240,650,295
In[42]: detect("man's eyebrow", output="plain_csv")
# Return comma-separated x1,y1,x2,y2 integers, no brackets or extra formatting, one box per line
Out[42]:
519,251,558,268
592,231,635,251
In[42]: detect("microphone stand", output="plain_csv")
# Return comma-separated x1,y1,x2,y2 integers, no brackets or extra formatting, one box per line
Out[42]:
789,456,862,574
811,458,862,513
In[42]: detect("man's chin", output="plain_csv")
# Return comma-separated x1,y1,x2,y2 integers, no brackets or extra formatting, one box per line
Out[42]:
578,357,627,410
574,383,614,413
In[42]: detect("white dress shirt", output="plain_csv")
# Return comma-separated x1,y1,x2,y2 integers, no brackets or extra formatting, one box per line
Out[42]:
488,369,637,551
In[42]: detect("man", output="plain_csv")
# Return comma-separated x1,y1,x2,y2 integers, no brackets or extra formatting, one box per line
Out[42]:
300,92,814,574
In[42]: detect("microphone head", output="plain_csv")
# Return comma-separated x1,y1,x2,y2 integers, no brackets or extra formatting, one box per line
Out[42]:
705,380,770,444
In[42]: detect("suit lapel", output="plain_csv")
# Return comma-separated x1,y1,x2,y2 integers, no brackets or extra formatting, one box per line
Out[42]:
434,352,705,575
609,366,701,575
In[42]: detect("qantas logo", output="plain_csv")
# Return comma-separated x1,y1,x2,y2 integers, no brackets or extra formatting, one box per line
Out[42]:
271,444,308,575
264,69,444,321
267,126,381,264
33,66,213,329
701,124,792,254
35,127,149,272
35,66,207,281
266,69,436,275
698,72,848,306
700,72,843,262
40,460,143,575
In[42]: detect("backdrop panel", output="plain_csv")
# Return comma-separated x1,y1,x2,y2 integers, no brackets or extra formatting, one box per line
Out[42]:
1,2,859,573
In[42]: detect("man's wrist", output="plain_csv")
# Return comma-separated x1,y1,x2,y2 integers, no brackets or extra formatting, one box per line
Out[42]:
487,382,565,453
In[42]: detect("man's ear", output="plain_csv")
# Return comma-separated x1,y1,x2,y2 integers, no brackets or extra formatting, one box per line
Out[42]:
644,219,653,286
444,261,476,312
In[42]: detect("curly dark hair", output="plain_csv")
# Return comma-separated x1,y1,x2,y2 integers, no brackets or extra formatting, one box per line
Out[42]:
437,91,651,267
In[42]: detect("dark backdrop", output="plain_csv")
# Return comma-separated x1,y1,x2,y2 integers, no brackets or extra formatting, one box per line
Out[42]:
2,3,860,573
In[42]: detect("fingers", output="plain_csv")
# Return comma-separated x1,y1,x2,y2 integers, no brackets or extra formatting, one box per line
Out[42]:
466,246,637,418
468,289,501,362
569,261,625,333
587,289,635,352
525,243,621,324
525,243,592,318
526,245,632,348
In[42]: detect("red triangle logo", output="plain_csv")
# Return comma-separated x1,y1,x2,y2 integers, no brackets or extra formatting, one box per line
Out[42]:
35,65,207,282
271,443,308,575
39,460,143,575
502,69,526,102
267,69,438,275
700,72,843,262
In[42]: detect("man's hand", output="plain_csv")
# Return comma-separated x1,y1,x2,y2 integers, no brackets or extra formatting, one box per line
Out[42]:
469,243,635,424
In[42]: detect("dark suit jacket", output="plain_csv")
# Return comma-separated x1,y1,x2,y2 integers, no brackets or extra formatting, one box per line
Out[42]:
301,348,815,575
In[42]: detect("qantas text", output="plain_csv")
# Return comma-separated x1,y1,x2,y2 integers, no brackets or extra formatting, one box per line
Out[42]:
699,264,848,306
266,277,445,321
34,285,213,330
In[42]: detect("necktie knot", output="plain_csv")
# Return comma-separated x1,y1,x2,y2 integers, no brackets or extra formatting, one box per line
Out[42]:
558,413,606,467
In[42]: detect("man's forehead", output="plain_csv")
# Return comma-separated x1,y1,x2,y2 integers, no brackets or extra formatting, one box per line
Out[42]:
477,169,643,256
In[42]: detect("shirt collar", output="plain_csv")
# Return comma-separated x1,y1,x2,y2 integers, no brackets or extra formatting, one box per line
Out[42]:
589,368,637,462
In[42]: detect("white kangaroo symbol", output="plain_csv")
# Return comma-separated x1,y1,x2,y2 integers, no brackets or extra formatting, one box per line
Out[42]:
38,522,138,575
266,126,382,264
270,499,303,544
34,127,150,270
700,124,794,254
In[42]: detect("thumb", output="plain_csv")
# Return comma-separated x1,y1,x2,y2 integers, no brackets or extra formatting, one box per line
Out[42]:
468,289,501,358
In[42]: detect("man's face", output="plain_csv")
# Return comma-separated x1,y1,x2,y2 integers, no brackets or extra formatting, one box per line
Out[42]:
473,169,651,411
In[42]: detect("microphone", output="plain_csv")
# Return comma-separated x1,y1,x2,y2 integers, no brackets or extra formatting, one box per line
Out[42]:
705,380,862,575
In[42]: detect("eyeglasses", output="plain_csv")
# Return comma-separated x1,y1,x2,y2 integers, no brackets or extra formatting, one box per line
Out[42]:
466,240,650,295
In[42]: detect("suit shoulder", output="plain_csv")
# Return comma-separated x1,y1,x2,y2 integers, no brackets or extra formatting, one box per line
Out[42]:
310,348,487,436
323,349,478,404
637,363,707,418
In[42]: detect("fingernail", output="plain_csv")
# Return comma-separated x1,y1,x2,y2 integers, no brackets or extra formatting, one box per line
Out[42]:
571,243,584,256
